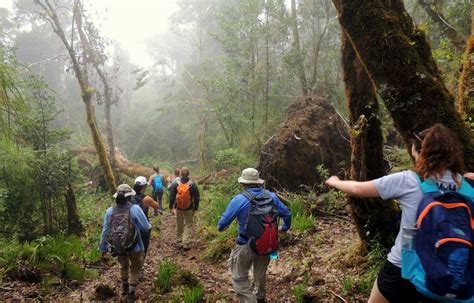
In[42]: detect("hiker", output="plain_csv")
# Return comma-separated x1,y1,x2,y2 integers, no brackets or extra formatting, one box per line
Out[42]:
132,176,160,255
99,184,151,302
167,168,181,211
325,124,473,303
148,165,166,216
218,168,291,303
168,167,200,249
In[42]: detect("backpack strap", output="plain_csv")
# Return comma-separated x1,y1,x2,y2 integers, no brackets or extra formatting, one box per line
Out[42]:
457,177,474,198
415,174,440,194
241,190,255,202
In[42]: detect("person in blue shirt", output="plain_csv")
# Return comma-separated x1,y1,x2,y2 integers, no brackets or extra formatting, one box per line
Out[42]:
99,184,151,303
218,168,291,303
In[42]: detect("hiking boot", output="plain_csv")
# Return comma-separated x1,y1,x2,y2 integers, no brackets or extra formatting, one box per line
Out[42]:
127,291,135,303
257,298,266,303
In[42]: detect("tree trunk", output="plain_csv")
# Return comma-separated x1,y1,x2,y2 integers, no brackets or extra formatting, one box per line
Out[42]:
251,37,256,136
65,182,83,236
36,0,117,194
457,9,474,117
290,0,308,96
93,65,116,171
309,0,331,93
104,98,116,170
264,2,270,127
418,0,466,54
333,0,474,170
342,32,399,250
84,99,116,194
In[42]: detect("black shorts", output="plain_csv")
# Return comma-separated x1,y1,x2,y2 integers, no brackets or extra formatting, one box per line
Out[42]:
377,260,437,303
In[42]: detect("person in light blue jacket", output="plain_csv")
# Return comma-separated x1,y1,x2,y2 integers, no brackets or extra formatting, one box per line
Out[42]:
99,184,151,303
218,168,291,303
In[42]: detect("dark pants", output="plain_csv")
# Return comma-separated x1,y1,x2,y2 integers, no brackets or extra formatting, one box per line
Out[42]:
377,260,437,303
152,190,163,215
141,229,151,255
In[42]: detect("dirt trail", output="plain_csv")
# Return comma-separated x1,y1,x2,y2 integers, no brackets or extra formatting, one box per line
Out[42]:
66,211,301,302
65,212,232,302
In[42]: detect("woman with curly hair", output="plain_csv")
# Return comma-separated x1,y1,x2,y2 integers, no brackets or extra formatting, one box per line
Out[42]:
325,123,467,303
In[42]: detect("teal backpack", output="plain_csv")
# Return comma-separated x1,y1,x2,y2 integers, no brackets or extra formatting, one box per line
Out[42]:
153,174,163,192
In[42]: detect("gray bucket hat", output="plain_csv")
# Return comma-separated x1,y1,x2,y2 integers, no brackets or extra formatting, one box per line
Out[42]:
238,168,265,185
112,184,136,198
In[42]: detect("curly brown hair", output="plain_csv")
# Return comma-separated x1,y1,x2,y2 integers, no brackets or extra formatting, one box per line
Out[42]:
415,124,464,184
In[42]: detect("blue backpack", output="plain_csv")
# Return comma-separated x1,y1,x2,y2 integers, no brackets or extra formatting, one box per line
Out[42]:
153,174,163,192
402,176,474,302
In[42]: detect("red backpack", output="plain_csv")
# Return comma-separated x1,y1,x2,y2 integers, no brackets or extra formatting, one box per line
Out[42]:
242,190,279,255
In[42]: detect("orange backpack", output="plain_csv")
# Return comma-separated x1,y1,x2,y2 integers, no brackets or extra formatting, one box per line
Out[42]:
176,181,192,209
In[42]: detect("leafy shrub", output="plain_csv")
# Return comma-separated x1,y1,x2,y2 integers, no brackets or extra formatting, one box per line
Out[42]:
212,148,253,170
156,258,178,293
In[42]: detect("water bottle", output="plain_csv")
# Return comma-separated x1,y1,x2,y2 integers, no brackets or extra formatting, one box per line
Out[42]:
270,251,278,260
401,227,417,250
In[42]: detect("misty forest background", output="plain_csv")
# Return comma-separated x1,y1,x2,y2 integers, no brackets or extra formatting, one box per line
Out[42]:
0,0,473,302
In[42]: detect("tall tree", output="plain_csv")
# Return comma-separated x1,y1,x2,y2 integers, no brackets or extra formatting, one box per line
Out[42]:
341,32,399,249
35,0,116,193
290,0,308,95
457,8,474,118
333,0,474,170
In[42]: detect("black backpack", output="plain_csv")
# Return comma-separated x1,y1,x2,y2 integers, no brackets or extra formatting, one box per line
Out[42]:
242,190,279,255
131,193,149,219
106,202,138,256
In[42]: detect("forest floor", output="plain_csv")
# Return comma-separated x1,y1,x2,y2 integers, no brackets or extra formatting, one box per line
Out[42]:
1,203,373,302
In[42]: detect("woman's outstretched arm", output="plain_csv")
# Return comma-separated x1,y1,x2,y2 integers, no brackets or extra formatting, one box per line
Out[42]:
325,176,380,198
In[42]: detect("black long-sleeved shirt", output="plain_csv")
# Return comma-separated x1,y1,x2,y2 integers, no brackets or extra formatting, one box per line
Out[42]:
168,177,200,210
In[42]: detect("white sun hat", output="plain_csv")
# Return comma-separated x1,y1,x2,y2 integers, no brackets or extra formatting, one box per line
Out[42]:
238,168,265,185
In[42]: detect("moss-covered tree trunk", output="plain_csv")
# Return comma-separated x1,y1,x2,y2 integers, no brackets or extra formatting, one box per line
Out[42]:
333,0,474,170
457,9,474,118
342,32,399,250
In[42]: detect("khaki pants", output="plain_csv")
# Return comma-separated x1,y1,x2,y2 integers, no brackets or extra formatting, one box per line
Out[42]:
117,251,145,286
176,209,194,246
229,244,270,303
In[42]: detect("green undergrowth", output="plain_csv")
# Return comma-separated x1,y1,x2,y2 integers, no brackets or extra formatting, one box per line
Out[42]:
286,194,315,233
76,189,111,264
198,174,240,262
0,234,95,284
152,258,205,302
340,243,387,299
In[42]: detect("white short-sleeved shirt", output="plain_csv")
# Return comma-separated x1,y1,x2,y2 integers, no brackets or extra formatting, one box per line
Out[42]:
373,170,460,267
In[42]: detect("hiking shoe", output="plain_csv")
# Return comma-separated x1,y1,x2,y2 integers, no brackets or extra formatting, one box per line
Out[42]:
127,291,135,303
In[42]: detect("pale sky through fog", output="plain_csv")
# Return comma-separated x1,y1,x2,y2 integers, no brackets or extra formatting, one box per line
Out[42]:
0,0,178,67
